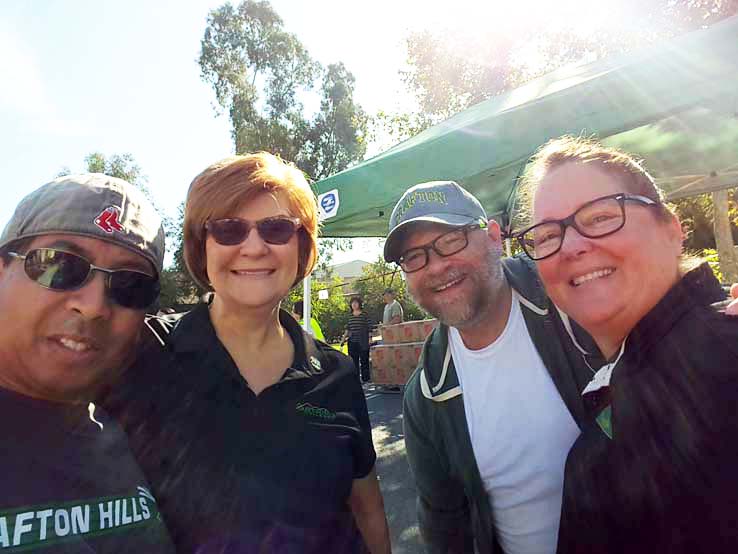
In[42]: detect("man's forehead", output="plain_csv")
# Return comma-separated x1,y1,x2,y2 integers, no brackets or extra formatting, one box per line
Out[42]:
29,234,153,272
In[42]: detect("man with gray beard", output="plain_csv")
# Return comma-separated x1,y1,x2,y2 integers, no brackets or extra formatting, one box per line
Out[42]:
383,181,598,554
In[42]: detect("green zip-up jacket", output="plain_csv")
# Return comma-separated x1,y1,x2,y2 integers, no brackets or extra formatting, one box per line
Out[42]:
403,255,600,553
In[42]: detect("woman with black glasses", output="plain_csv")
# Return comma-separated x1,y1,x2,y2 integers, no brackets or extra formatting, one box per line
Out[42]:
515,136,738,554
105,153,390,554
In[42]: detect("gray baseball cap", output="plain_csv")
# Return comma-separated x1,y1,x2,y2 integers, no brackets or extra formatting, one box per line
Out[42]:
384,181,487,263
0,174,165,275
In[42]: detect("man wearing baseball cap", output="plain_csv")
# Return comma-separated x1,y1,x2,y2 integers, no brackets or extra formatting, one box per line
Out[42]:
0,174,174,552
385,181,597,554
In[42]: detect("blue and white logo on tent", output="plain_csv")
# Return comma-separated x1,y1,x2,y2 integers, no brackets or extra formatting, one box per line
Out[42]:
318,189,340,220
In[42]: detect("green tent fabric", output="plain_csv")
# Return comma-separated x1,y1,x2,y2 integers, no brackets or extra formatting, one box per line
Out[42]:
314,15,738,237
604,107,738,202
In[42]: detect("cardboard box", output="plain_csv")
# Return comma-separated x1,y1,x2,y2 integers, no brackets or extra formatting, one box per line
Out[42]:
419,319,438,339
369,346,388,371
395,343,423,383
370,342,424,385
370,362,392,385
379,324,400,345
380,319,438,344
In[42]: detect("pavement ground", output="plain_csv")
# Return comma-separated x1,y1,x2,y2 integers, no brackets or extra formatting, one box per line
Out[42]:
364,384,423,554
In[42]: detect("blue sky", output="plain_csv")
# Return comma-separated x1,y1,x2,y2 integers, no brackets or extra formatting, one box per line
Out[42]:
1,0,603,265
1,2,232,228
1,0,446,264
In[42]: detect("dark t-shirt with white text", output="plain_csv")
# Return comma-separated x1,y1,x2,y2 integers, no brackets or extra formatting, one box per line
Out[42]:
0,387,175,553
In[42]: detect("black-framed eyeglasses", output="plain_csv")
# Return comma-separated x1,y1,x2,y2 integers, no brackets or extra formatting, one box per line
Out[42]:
515,193,658,261
205,216,301,246
397,222,487,273
9,248,159,309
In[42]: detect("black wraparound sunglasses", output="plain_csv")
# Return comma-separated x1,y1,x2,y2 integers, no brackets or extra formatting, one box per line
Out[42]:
205,216,302,246
9,248,159,309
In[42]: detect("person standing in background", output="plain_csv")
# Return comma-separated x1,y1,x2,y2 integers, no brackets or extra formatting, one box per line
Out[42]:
291,299,326,341
382,288,403,325
346,296,372,382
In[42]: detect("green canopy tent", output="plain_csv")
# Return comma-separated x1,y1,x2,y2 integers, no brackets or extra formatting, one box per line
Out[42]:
605,107,738,202
314,14,738,238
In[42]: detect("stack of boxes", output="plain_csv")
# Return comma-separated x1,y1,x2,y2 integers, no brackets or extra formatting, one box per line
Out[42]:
370,319,438,386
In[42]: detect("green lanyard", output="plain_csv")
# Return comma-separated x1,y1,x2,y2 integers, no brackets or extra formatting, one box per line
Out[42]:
596,405,613,439
584,341,626,440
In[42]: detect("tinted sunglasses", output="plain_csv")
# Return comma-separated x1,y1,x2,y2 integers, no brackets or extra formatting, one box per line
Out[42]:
8,248,160,309
205,216,302,246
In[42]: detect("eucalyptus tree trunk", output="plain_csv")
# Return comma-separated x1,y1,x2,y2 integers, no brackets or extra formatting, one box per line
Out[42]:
712,189,738,283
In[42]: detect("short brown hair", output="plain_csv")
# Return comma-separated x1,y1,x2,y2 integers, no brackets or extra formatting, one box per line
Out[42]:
518,135,674,226
183,152,318,290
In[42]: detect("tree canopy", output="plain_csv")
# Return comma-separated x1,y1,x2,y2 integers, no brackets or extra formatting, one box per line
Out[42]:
352,259,428,325
198,0,368,182
385,0,738,133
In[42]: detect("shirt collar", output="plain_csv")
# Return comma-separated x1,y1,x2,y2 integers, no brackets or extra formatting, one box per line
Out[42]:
170,302,327,379
169,302,215,353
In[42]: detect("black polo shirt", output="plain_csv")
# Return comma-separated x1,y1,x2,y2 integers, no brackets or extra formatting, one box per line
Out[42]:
105,303,376,553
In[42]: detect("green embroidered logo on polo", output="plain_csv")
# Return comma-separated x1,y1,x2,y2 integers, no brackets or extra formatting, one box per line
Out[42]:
0,486,163,551
395,191,448,223
296,402,336,421
596,405,613,439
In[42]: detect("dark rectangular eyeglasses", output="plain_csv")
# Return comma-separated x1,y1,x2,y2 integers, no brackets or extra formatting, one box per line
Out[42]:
515,193,658,261
398,222,486,273
205,216,301,246
9,248,160,309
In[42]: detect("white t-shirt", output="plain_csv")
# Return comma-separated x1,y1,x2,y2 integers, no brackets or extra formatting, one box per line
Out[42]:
449,293,580,554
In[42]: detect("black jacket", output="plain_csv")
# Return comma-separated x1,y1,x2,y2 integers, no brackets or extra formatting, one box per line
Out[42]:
557,263,738,554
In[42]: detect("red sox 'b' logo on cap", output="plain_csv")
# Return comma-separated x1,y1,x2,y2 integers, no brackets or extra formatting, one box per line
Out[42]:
94,206,124,234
